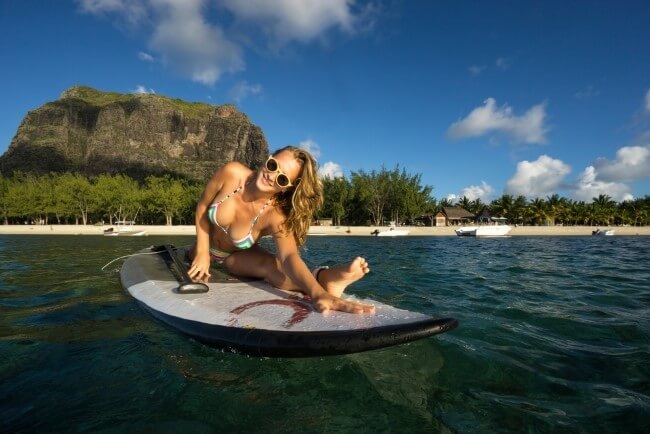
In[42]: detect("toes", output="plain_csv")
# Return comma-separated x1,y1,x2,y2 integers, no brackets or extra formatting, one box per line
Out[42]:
351,256,369,271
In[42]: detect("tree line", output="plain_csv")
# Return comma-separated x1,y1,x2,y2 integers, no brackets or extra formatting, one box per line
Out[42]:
322,169,650,227
452,193,649,227
1,168,648,226
0,172,201,226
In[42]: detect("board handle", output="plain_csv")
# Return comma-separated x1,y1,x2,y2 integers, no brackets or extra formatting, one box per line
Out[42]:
158,244,209,294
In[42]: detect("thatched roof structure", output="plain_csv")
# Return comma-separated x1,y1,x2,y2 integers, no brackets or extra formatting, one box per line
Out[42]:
415,207,475,226
441,207,475,220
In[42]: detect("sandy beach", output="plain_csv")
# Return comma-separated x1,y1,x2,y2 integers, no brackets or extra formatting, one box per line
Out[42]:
1,224,649,236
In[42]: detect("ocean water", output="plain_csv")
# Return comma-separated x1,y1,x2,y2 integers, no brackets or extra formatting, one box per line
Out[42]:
1,234,648,433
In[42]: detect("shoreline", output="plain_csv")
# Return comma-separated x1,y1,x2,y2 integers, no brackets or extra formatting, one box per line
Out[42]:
1,224,649,237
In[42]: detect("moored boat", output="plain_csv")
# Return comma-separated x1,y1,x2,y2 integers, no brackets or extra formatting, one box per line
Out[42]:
103,221,147,237
371,227,410,236
592,228,615,236
455,224,511,237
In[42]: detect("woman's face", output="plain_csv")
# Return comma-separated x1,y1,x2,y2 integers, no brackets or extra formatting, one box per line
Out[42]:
258,149,302,192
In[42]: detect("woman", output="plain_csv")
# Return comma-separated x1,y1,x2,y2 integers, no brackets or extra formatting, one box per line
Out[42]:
188,146,375,314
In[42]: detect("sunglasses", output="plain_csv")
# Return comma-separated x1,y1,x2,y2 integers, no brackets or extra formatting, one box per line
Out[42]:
264,157,299,188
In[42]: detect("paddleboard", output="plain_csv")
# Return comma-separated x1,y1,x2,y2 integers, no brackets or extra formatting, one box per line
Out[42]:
119,245,458,357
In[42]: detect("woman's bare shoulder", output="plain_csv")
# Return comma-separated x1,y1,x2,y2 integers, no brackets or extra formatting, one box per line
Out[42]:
219,161,252,176
211,161,253,183
203,161,253,199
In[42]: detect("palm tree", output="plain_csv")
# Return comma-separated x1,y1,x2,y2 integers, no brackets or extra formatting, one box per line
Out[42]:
635,196,650,226
511,196,528,225
458,196,472,212
592,194,616,225
572,201,590,225
618,198,650,226
469,198,484,215
439,197,454,209
490,194,514,221
529,198,549,226
546,194,566,226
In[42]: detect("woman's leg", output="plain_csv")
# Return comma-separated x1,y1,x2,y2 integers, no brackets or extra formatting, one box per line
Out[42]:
314,257,370,297
224,245,369,296
223,244,297,289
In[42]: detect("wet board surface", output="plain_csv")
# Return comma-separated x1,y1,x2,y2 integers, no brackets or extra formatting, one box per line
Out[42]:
119,246,458,357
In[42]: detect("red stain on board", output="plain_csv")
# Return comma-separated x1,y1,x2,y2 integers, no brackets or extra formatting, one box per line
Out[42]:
229,299,312,328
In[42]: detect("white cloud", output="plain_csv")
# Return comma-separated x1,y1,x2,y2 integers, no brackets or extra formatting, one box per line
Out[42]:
468,65,486,76
221,0,366,44
138,51,154,62
132,85,155,94
571,166,633,202
447,98,548,144
500,90,650,202
229,81,262,103
77,0,147,25
318,161,344,179
298,139,321,158
460,181,494,202
593,145,650,182
505,155,571,198
149,1,244,86
565,144,649,202
495,57,511,70
79,0,371,86
468,57,511,76
445,194,458,204
632,130,650,146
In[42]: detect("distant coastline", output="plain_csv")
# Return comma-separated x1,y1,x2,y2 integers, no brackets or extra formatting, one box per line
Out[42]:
1,224,649,237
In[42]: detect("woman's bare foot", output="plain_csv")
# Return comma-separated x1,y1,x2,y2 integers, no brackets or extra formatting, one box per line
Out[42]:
317,257,370,298
312,291,375,314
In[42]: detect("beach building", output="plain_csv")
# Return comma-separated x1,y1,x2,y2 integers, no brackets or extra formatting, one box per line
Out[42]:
314,218,333,226
439,207,475,226
416,207,476,227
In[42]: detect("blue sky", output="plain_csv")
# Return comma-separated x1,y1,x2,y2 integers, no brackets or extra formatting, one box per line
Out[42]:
1,0,649,203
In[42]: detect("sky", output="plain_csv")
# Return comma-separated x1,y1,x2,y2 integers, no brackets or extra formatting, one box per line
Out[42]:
1,0,649,203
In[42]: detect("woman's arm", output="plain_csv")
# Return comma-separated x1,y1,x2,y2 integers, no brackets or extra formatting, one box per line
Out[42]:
188,162,246,282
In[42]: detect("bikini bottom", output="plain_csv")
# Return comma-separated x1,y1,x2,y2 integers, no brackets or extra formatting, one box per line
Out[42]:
209,247,232,264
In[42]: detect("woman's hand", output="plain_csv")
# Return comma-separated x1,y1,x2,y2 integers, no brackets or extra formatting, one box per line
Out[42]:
187,253,211,283
312,291,375,315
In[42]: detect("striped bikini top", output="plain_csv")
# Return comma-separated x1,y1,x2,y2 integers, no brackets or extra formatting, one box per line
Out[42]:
207,184,271,250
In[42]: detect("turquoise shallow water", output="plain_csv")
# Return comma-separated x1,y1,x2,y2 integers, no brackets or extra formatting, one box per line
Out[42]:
1,234,648,433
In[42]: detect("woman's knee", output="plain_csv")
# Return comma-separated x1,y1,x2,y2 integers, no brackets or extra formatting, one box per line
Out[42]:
224,250,277,277
223,254,250,274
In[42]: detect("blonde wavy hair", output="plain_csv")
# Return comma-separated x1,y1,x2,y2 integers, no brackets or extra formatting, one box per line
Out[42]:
271,146,323,246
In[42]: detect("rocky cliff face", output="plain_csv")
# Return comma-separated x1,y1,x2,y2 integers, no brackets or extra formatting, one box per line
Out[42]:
0,86,269,182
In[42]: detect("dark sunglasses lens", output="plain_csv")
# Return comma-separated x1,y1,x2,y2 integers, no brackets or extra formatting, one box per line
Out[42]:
276,174,290,187
266,158,278,171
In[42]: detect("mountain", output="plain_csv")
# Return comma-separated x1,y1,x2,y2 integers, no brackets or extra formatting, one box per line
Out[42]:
0,86,269,182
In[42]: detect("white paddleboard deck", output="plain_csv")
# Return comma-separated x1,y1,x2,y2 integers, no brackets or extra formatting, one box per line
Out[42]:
120,245,457,357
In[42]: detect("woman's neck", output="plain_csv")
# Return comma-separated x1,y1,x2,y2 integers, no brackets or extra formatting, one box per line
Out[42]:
242,172,273,203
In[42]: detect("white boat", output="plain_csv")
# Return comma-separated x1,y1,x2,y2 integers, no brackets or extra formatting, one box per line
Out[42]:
371,228,410,237
103,221,147,237
592,228,615,236
455,224,511,237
